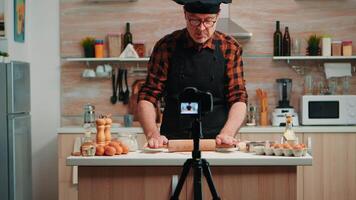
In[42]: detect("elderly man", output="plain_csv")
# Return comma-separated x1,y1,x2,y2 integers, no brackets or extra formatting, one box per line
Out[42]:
138,0,248,148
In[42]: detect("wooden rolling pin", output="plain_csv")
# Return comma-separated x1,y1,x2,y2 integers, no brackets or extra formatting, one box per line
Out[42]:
168,139,234,152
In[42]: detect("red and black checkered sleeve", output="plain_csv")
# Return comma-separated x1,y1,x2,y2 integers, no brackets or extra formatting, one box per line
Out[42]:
137,39,169,107
225,40,248,106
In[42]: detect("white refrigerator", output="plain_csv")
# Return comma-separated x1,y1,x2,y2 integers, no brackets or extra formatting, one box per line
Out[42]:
0,61,32,200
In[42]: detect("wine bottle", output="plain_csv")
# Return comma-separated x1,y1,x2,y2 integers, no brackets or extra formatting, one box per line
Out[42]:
123,22,133,49
282,26,291,56
273,21,283,56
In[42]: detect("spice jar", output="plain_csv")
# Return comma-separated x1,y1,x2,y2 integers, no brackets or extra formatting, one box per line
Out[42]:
81,131,96,156
246,104,257,126
331,41,342,56
95,39,104,58
117,132,138,151
342,40,353,56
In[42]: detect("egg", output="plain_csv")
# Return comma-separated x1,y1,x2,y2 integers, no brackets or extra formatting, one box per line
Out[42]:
104,145,116,156
95,145,105,156
109,142,123,155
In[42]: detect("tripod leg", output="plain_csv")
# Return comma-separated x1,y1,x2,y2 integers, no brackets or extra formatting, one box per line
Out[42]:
193,160,203,200
171,159,193,200
202,159,221,200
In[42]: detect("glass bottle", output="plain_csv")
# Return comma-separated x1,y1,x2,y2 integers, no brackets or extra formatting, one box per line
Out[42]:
273,21,283,56
81,131,96,156
283,115,296,145
282,26,291,56
123,22,133,50
246,104,257,126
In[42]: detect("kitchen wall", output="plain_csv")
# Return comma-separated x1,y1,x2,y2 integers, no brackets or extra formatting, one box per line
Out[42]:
5,0,61,200
60,0,356,125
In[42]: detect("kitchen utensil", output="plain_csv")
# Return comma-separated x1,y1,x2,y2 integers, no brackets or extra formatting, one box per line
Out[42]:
167,139,226,152
123,69,130,104
110,70,117,104
118,68,124,102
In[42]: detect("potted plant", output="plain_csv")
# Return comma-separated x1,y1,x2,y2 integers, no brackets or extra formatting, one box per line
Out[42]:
306,34,321,56
80,37,96,58
0,51,9,62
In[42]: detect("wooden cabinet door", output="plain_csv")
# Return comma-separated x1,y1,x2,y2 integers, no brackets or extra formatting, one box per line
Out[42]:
302,133,356,200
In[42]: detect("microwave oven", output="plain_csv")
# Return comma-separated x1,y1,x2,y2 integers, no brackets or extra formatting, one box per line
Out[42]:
301,95,356,125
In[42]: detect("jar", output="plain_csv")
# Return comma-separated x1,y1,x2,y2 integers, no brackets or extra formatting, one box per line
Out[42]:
322,37,331,56
81,131,96,157
117,133,138,151
83,104,95,127
331,41,342,56
246,104,257,126
342,40,352,56
95,39,104,58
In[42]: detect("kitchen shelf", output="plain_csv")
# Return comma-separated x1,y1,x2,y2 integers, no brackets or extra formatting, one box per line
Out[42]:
63,57,149,62
273,56,356,63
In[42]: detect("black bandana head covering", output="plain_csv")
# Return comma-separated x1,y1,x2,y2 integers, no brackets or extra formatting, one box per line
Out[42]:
173,0,232,14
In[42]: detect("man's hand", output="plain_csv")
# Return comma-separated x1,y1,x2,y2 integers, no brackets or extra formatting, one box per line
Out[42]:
147,134,168,148
216,134,237,146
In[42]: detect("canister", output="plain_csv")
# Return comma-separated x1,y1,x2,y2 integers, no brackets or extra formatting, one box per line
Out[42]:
322,37,331,56
95,39,104,58
342,40,353,56
331,41,342,56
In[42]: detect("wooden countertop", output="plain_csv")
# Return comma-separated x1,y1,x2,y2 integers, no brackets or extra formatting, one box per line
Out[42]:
58,125,356,134
66,151,312,166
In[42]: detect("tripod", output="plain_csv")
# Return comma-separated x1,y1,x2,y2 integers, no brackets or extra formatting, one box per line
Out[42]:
170,118,221,200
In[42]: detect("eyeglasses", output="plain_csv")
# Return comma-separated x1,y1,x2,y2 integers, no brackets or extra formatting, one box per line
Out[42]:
187,17,217,28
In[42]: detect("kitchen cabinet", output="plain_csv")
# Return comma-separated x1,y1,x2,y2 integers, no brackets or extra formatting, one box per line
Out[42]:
77,166,297,200
239,132,304,200
302,133,356,200
58,129,356,200
238,131,356,200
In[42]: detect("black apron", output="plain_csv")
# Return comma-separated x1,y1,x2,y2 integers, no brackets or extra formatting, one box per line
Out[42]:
160,35,228,139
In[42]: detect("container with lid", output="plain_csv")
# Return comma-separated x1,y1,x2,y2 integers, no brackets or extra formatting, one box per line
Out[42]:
83,104,95,128
342,40,352,56
331,41,342,56
322,37,331,56
81,131,96,156
246,104,257,126
117,132,138,151
95,39,104,58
